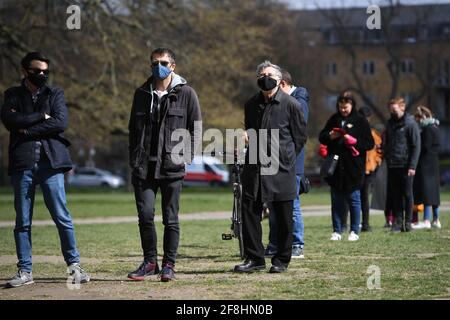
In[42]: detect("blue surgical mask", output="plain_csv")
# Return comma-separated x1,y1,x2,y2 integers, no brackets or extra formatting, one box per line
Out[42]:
152,64,172,80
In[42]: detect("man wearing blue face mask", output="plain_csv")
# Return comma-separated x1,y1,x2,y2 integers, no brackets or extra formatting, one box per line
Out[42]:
128,48,202,282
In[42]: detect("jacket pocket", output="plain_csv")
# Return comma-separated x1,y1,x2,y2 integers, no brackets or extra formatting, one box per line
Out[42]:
165,108,186,153
162,153,185,173
280,142,296,169
167,108,184,130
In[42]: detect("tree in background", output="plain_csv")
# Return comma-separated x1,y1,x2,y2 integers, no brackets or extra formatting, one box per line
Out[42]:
0,0,287,183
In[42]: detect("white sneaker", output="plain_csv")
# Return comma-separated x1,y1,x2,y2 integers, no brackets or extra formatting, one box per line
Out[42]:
348,231,359,241
67,263,90,283
432,220,442,229
330,232,342,241
412,221,431,229
6,271,34,288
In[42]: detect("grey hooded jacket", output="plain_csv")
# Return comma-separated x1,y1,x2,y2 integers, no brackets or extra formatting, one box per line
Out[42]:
128,73,202,179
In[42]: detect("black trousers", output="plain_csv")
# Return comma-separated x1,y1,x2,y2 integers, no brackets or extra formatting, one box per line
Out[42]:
387,168,414,228
361,173,375,228
132,166,183,265
242,195,293,267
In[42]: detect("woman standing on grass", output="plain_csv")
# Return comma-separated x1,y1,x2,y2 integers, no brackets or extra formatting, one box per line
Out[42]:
413,106,442,229
319,91,374,241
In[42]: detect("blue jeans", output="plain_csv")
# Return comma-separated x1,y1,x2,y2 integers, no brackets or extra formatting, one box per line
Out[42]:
11,157,80,272
424,205,439,221
331,187,361,234
268,175,304,248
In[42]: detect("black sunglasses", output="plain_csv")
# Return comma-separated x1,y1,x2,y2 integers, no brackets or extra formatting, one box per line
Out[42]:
27,68,50,75
151,60,171,67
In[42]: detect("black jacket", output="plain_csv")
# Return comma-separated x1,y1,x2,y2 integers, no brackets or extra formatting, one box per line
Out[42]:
242,89,307,202
128,74,202,179
384,113,421,169
319,109,374,191
1,81,73,174
413,123,440,206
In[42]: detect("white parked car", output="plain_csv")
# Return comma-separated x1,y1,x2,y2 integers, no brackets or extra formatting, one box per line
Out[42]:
67,167,125,188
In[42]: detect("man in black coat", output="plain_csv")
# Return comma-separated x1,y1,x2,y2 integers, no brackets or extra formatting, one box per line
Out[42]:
265,69,309,259
384,97,421,232
234,61,307,274
127,48,202,282
1,52,89,288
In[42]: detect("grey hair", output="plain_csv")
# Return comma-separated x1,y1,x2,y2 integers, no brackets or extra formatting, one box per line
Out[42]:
256,60,282,79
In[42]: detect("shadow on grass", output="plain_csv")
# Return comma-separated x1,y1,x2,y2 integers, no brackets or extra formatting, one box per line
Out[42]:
178,269,234,275
177,254,224,260
0,277,144,288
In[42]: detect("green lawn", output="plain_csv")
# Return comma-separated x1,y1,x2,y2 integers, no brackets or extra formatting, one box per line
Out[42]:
0,214,448,299
0,186,335,221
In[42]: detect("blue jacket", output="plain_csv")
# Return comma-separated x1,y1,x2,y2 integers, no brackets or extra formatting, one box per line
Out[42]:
1,81,73,174
291,87,309,175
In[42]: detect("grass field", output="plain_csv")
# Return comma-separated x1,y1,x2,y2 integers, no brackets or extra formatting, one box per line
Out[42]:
0,187,449,300
0,210,449,299
0,186,343,221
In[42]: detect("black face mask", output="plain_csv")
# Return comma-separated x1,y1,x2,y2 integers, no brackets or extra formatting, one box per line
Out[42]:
27,72,49,88
257,76,278,91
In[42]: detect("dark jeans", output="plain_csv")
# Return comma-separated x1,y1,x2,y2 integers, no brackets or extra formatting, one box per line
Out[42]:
387,168,413,228
132,168,183,265
361,173,375,228
11,156,80,272
242,195,293,267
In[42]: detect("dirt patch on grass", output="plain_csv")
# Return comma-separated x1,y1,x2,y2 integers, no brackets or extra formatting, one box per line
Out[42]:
0,272,264,300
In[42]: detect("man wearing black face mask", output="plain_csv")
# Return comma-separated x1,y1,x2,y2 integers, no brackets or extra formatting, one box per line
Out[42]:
128,48,202,282
1,52,90,288
234,61,307,274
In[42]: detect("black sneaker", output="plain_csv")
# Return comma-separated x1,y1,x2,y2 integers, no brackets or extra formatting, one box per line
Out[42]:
127,261,160,281
361,225,372,232
159,263,176,282
404,223,413,232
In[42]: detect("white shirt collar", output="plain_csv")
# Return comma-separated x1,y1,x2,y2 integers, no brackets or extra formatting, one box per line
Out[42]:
288,85,297,95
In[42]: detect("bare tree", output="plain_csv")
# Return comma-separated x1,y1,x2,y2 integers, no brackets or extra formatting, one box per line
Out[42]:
317,0,439,123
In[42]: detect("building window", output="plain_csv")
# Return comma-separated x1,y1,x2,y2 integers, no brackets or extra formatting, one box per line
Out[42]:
328,30,338,44
365,93,376,105
419,25,428,40
401,92,413,106
442,25,450,38
326,62,337,76
436,89,450,120
326,95,338,111
363,61,375,75
401,59,415,75
439,59,450,86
